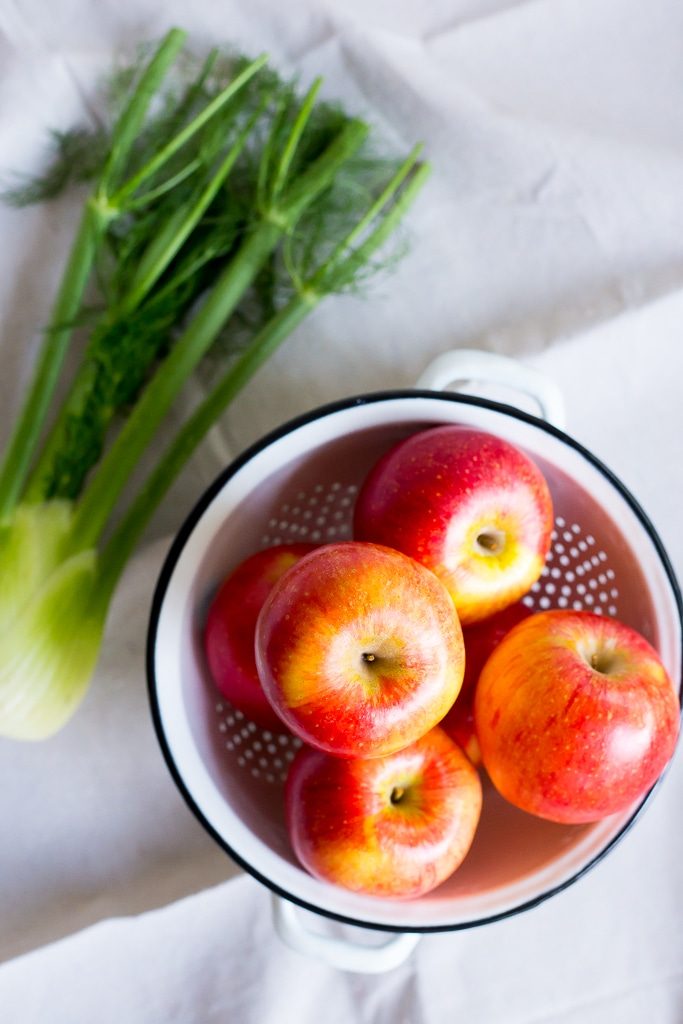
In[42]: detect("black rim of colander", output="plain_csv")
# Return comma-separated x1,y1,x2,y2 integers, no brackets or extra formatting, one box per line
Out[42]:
146,389,683,935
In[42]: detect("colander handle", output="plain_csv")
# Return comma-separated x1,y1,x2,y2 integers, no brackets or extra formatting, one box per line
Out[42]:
416,348,565,428
271,895,420,973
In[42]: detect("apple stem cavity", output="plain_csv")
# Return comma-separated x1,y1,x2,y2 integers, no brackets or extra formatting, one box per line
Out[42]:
390,786,406,805
590,649,618,675
475,529,506,555
362,652,377,664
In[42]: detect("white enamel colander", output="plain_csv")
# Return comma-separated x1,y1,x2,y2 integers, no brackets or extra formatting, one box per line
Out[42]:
147,349,682,973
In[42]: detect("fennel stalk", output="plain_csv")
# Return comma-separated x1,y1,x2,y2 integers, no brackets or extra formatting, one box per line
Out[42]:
0,30,430,740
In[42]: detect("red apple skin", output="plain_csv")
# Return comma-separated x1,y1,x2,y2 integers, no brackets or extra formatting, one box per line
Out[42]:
353,425,554,625
441,601,532,764
203,544,316,730
255,542,465,758
285,727,483,898
474,610,681,824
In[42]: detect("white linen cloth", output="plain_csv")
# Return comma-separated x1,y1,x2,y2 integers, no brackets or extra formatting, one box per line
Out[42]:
0,1,682,1020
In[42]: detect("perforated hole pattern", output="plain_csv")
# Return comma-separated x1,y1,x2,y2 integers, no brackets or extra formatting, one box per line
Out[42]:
524,515,619,617
213,489,619,785
215,706,301,784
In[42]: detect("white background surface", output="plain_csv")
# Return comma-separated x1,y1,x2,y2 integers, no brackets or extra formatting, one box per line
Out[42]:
1,1,682,1021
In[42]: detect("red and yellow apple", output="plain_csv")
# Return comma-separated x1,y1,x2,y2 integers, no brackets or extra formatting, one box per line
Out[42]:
474,609,681,823
203,543,315,729
255,541,465,758
285,726,483,898
353,425,554,624
441,600,531,764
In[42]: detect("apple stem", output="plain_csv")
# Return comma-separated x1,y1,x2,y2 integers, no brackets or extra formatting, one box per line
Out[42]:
475,529,506,555
589,649,616,674
390,786,406,805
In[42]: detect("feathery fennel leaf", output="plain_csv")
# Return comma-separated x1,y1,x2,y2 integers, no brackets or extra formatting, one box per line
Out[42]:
0,31,430,740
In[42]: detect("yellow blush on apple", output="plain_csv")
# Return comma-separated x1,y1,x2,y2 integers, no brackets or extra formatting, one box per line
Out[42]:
255,541,465,758
285,726,482,898
474,609,680,824
353,425,554,624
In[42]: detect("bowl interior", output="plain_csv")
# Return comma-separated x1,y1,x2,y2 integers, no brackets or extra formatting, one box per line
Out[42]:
150,394,682,931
